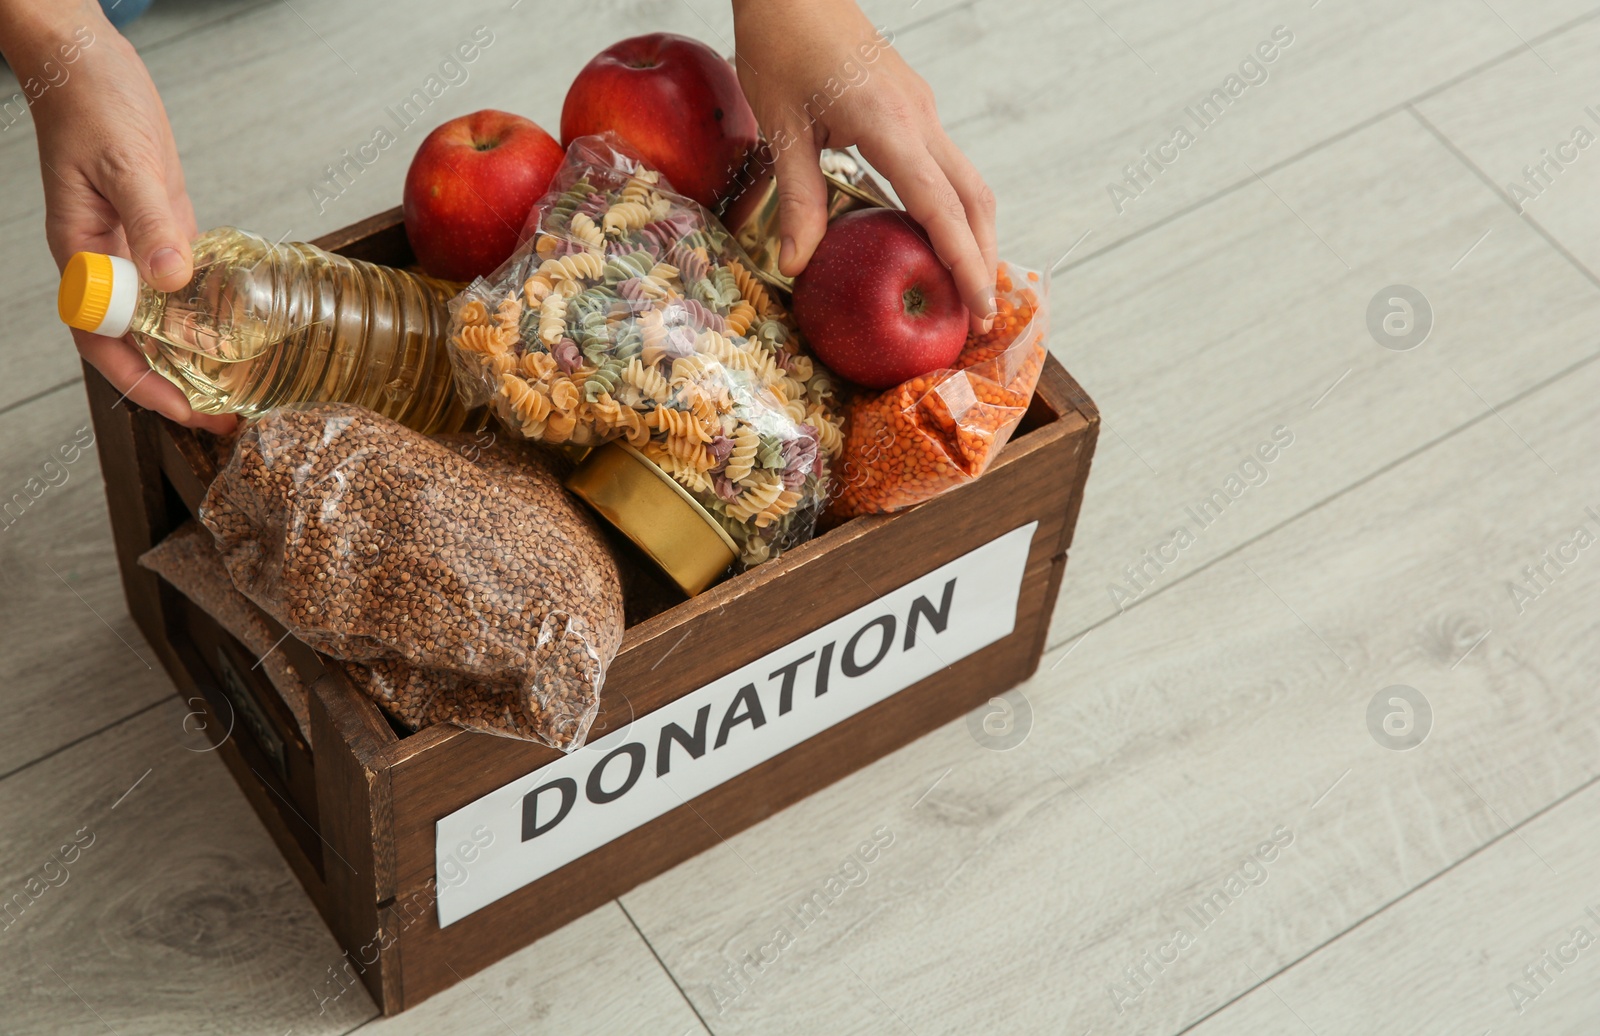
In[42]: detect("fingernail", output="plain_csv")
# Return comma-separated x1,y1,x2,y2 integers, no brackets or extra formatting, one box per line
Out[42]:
149,248,184,281
778,236,796,271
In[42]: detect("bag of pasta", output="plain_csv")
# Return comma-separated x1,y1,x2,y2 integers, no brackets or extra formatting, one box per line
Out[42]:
826,262,1048,517
446,134,843,570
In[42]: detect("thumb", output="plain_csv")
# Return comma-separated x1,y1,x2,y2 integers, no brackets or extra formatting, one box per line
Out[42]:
772,135,830,278
99,160,192,292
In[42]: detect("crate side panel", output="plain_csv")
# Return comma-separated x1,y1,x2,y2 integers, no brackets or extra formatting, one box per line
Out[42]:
384,414,1088,893
309,674,400,1011
389,547,1059,1009
84,363,183,671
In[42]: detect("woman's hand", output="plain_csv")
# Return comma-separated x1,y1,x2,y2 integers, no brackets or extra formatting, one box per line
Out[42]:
731,0,997,331
1,0,233,431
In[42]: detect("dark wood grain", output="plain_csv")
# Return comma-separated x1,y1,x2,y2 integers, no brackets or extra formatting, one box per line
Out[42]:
160,424,219,511
160,601,330,912
311,206,412,265
83,360,184,676
1033,360,1100,557
309,669,400,1011
170,594,320,855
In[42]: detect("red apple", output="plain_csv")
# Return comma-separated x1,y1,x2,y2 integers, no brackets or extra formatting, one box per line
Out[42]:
792,209,970,389
404,110,565,281
560,33,758,210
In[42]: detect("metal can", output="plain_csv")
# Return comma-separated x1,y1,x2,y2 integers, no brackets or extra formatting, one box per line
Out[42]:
566,441,740,597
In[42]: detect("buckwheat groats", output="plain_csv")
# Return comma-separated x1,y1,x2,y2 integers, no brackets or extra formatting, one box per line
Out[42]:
433,430,683,621
199,404,624,749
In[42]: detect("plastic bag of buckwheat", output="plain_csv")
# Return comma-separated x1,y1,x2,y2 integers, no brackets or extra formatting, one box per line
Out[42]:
198,403,624,750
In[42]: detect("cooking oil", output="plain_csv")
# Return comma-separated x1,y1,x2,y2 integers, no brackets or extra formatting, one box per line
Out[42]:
58,227,469,433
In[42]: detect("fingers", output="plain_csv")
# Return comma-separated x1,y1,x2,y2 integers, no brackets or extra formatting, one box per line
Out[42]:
930,134,999,329
187,410,238,434
858,135,995,329
41,168,126,269
74,332,235,434
772,133,832,278
190,411,239,434
96,149,193,292
161,127,200,241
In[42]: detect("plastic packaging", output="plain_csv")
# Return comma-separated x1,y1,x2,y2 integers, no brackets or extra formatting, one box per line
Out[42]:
827,262,1048,517
138,521,313,742
720,147,894,292
198,403,624,749
447,135,844,569
57,228,469,432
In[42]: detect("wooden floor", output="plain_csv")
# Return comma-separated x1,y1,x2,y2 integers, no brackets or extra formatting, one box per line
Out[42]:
4,1,1600,1032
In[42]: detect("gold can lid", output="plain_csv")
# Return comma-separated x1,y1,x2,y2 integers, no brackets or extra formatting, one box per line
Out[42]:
723,156,891,293
566,442,738,597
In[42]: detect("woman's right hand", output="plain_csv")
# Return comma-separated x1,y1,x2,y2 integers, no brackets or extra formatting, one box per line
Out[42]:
732,0,998,332
5,0,234,432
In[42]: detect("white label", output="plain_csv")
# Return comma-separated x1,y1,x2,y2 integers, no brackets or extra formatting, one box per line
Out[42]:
434,521,1039,926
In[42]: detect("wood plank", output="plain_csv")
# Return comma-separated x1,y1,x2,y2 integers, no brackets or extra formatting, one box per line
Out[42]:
0,0,277,122
1036,107,1600,649
0,701,376,1035
350,902,711,1036
310,666,400,1010
1415,14,1600,281
117,0,278,55
898,0,1600,272
164,595,332,915
0,698,705,1034
1187,776,1600,1034
0,382,174,777
615,288,1600,1033
83,359,186,673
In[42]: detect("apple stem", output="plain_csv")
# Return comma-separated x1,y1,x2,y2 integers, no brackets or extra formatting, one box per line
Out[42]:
902,285,927,317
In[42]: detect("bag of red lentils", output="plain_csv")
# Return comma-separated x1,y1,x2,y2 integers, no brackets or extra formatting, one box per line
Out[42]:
825,262,1048,517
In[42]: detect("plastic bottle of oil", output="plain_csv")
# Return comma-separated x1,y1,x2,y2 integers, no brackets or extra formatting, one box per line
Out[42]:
57,227,470,433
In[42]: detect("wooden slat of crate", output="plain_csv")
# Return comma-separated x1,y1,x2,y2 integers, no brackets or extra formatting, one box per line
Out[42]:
388,551,1065,1007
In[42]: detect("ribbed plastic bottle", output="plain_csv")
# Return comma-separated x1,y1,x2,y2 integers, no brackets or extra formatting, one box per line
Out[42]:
58,227,470,433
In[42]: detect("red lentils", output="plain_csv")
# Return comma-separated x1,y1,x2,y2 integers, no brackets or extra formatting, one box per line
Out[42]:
827,265,1048,516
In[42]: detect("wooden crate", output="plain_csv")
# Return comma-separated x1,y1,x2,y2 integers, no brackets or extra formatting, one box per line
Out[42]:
86,207,1098,1014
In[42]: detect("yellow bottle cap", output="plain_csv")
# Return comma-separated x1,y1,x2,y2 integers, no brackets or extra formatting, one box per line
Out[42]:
59,251,139,337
